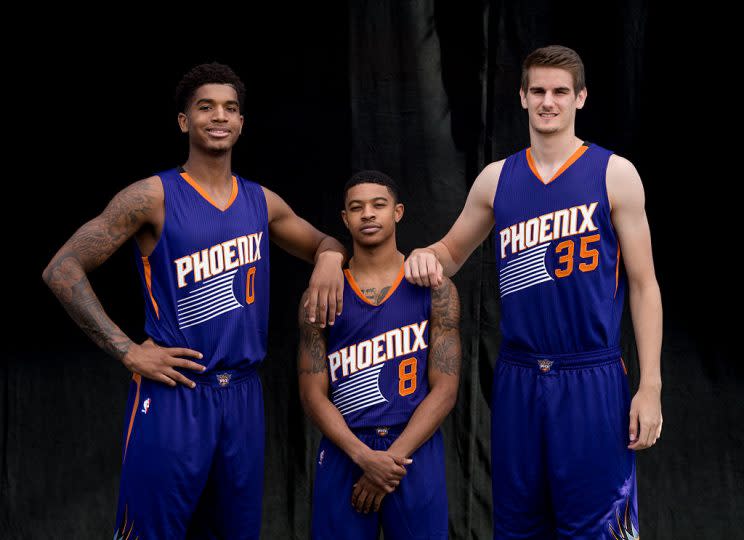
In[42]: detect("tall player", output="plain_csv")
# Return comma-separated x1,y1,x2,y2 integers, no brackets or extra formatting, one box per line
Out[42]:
42,63,346,539
405,46,662,538
298,171,461,539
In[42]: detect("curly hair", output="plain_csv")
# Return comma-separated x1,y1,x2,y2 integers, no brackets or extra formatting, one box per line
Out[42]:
344,170,401,204
175,62,246,113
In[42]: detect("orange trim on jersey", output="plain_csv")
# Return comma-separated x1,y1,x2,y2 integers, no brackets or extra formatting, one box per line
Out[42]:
141,256,160,319
620,357,628,375
344,263,405,306
526,144,589,185
614,241,621,298
123,374,141,463
179,171,238,211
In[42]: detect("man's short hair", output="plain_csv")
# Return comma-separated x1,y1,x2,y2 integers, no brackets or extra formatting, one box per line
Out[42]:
175,62,247,113
521,45,586,95
344,170,400,204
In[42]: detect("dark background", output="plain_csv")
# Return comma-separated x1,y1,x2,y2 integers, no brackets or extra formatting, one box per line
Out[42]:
3,2,738,538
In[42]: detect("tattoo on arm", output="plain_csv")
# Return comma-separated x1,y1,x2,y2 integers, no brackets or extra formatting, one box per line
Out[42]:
42,179,160,360
429,279,461,375
362,286,391,305
298,293,328,375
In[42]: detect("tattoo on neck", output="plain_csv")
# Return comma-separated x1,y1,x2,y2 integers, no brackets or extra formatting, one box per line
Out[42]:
362,286,391,305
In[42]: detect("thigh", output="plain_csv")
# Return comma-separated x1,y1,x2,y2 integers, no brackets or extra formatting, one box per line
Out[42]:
115,376,218,540
491,361,555,540
311,436,380,540
545,361,638,539
380,430,448,540
195,373,266,540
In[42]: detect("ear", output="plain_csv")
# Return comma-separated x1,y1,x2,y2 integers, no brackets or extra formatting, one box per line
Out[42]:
394,203,404,223
575,87,587,110
341,209,350,230
519,87,528,109
239,114,244,135
177,112,189,134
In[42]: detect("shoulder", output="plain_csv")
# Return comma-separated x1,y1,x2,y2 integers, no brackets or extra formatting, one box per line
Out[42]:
112,175,163,209
606,154,644,209
471,158,507,207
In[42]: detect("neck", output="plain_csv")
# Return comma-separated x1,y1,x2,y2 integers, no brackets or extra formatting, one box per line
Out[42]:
182,147,233,187
528,129,583,165
349,238,403,277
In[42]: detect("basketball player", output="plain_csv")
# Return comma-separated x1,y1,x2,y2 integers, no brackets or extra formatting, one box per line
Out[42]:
298,171,461,539
42,63,346,539
405,46,662,539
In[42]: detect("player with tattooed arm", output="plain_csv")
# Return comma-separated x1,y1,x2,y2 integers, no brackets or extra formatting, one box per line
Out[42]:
298,170,461,539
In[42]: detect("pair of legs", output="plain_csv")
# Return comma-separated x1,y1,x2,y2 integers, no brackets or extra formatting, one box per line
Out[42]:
114,366,264,540
312,426,448,540
491,346,638,540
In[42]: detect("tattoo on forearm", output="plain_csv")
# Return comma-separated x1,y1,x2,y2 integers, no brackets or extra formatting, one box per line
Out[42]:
362,286,390,305
298,293,328,375
42,180,158,360
430,280,461,375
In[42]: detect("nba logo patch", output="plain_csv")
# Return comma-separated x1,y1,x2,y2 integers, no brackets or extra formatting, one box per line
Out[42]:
141,398,151,414
318,450,325,466
538,359,554,373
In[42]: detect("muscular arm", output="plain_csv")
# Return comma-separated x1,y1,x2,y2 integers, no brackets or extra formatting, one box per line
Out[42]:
41,177,162,360
387,277,461,458
405,161,502,286
263,187,347,326
607,155,663,449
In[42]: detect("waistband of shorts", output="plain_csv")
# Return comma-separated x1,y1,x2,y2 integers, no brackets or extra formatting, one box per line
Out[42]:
352,423,407,438
499,344,622,369
176,363,258,387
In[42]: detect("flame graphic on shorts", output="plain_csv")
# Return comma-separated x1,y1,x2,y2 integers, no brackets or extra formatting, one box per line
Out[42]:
113,504,140,540
608,497,639,540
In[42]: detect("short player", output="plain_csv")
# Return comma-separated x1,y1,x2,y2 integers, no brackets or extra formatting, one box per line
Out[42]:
297,171,461,539
405,46,663,539
43,63,346,539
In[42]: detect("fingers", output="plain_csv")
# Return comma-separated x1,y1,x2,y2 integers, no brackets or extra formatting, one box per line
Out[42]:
164,368,196,389
372,492,385,512
326,289,337,327
354,486,370,513
167,347,204,360
154,373,177,387
335,286,344,317
304,287,320,324
171,357,207,372
391,455,413,466
628,407,639,448
315,286,329,327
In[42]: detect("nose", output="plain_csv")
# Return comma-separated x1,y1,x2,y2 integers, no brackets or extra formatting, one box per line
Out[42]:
542,91,555,107
212,105,228,121
361,203,376,220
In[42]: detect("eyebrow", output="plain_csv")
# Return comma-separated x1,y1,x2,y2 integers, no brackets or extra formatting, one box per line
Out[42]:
347,196,389,205
529,85,571,92
195,98,240,106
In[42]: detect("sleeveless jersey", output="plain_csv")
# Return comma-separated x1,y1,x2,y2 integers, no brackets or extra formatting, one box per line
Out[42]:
325,266,431,429
493,142,626,354
132,167,270,372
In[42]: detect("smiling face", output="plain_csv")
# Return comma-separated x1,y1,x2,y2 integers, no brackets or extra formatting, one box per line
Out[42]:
177,83,244,154
519,66,586,136
342,182,403,249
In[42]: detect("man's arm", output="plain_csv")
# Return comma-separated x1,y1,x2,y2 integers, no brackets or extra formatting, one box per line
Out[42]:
404,161,502,287
263,187,347,327
350,277,461,511
607,155,663,450
41,177,204,387
297,291,410,511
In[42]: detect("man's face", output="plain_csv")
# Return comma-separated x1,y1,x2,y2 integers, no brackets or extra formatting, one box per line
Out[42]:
177,84,244,153
342,183,403,248
519,67,586,135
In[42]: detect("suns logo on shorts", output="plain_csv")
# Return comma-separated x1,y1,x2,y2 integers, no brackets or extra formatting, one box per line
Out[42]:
538,359,554,373
216,373,232,387
608,497,639,540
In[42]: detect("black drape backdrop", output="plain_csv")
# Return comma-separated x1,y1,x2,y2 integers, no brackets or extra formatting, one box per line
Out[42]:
5,3,737,538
